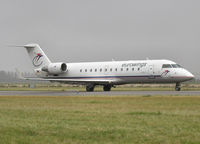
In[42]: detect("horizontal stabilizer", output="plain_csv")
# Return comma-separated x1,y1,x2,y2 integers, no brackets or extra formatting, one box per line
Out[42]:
7,44,38,48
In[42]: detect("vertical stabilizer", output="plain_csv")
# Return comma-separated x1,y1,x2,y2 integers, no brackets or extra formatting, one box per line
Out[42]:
24,44,51,69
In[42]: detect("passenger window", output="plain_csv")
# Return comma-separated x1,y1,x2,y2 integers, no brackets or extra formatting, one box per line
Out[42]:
138,68,140,71
121,68,123,71
90,69,92,72
115,68,117,71
95,69,97,72
110,68,112,72
105,69,107,72
162,64,172,68
126,68,129,71
100,68,102,72
132,68,134,71
85,69,87,72
80,69,82,72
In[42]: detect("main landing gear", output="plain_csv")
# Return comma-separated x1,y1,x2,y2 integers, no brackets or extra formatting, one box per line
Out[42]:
175,82,181,91
86,84,95,92
103,85,112,91
86,84,113,92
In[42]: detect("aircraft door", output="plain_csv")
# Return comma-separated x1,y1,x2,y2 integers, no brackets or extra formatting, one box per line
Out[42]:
148,65,155,79
149,65,154,74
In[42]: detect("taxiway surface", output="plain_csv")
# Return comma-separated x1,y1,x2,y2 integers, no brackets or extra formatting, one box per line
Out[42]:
0,91,200,96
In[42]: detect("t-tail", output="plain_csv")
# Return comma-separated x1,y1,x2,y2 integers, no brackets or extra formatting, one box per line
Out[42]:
24,44,51,69
23,44,67,77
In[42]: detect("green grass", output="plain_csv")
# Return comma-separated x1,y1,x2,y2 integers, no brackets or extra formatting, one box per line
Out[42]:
0,95,200,144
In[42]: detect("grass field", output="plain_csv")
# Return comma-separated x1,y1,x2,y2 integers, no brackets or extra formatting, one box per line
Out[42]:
0,95,200,144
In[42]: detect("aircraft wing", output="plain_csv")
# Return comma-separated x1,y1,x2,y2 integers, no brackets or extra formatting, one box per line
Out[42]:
22,77,120,85
16,69,121,85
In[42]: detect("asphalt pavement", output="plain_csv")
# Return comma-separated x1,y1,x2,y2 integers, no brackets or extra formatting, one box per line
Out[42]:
0,90,200,96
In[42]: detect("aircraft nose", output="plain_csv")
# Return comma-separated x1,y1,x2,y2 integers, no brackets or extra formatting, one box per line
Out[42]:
184,71,195,80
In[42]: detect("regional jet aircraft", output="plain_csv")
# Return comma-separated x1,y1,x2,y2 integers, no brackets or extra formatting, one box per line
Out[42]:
17,44,194,91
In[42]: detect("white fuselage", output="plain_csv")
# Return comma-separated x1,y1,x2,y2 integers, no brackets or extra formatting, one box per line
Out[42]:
39,59,194,85
19,43,194,91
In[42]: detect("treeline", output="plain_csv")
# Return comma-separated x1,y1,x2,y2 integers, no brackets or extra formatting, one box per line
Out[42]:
0,71,34,83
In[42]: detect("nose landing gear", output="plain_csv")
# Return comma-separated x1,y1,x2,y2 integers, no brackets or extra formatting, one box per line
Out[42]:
175,82,181,91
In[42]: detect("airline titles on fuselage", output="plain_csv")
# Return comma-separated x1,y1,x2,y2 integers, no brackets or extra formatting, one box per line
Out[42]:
122,63,147,68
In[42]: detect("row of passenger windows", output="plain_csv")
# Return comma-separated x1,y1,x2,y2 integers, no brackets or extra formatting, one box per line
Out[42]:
162,64,182,68
80,67,141,73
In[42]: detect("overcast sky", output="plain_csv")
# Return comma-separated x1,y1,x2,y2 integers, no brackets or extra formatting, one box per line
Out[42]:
0,0,200,75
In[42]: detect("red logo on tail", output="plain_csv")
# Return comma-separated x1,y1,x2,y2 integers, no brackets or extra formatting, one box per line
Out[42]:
32,53,43,67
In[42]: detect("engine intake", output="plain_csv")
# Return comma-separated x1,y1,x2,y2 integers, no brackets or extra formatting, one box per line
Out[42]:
42,63,67,75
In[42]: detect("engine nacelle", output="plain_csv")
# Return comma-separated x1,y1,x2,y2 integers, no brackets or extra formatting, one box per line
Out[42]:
41,63,67,75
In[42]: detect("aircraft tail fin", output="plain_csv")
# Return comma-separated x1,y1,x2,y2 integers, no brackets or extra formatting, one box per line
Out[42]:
23,43,51,69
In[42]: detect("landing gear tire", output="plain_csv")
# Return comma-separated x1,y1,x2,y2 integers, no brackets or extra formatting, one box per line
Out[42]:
103,85,112,91
86,85,95,92
175,83,181,91
175,87,181,91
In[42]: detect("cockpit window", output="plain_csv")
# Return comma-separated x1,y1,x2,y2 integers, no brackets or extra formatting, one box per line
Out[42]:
171,64,178,68
162,64,172,68
171,64,182,68
177,64,182,68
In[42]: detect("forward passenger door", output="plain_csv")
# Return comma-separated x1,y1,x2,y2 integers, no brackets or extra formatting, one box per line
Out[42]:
148,64,155,79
